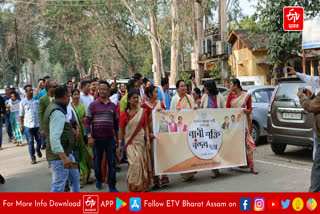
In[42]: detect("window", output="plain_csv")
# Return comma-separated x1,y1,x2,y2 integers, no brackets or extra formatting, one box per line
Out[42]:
275,82,313,102
252,90,270,103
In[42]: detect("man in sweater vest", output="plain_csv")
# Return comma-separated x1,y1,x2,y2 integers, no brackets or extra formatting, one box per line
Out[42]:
44,85,80,192
85,81,119,192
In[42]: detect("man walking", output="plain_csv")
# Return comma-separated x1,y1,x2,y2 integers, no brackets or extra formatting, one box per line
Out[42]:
20,85,42,164
34,76,51,100
289,61,320,161
44,85,80,192
85,81,119,192
33,79,45,99
298,85,320,192
89,78,99,97
80,80,94,112
133,73,146,105
38,80,57,150
119,79,140,114
3,87,14,142
158,78,170,109
0,95,5,150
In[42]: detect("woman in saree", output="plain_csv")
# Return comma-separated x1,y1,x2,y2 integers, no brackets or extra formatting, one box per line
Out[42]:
141,85,169,189
119,90,152,192
7,92,23,146
226,78,258,174
200,80,226,178
70,89,93,186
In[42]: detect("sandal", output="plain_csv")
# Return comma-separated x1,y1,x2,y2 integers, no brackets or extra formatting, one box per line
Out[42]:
87,178,94,184
160,177,169,187
153,176,160,188
211,169,221,178
250,168,259,174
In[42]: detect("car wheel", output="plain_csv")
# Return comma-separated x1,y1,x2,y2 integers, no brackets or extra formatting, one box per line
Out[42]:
271,143,287,155
252,123,260,144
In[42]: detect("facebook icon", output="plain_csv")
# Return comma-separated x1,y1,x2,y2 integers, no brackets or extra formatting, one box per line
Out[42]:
240,198,251,211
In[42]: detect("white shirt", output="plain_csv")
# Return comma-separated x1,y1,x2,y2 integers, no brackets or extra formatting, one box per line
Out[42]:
66,106,79,125
296,72,320,95
80,92,94,112
19,98,39,128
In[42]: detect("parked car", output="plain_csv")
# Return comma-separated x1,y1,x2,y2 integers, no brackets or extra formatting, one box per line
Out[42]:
217,86,228,94
267,77,314,155
243,86,275,144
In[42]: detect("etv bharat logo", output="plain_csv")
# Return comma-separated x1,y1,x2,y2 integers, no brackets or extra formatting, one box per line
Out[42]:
83,195,99,213
283,7,304,31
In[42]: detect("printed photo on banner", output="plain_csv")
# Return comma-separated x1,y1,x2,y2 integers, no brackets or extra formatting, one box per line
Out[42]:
152,108,247,175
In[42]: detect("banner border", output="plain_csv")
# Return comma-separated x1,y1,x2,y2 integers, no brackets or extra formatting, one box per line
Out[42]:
152,108,248,176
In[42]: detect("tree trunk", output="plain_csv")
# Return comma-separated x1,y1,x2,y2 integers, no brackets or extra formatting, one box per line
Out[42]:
194,0,203,86
70,43,86,78
0,17,7,86
169,0,180,86
271,63,281,86
128,64,136,77
181,52,185,71
150,13,161,86
31,62,35,87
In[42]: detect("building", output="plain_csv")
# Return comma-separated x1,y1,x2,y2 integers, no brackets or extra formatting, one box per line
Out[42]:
227,29,270,86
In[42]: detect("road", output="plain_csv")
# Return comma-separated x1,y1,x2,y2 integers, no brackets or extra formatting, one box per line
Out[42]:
0,126,313,192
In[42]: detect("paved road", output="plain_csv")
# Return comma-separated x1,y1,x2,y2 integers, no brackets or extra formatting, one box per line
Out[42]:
0,126,313,192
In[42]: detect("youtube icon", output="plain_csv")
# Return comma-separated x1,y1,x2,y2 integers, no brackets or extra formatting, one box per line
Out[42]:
268,200,280,209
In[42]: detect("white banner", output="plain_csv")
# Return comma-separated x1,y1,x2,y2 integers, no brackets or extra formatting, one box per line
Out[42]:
10,104,20,113
302,18,320,49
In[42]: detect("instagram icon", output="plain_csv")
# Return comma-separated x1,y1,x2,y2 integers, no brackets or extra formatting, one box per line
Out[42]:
254,198,265,211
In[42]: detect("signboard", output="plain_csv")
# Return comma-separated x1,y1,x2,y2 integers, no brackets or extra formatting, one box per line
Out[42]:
10,104,20,113
302,18,320,49
283,7,304,31
152,108,247,175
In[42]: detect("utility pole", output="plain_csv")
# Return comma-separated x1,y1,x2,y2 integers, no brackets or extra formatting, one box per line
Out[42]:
194,0,203,87
15,18,20,87
219,0,228,87
0,16,7,87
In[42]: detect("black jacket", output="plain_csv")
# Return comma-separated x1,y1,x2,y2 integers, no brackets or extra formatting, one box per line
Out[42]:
0,96,5,116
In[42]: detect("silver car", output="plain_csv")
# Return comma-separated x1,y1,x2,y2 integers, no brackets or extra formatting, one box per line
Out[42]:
244,86,275,144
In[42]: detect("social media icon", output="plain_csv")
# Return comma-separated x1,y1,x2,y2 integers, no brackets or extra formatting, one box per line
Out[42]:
281,200,290,209
254,197,265,211
268,200,280,209
239,198,251,211
292,197,304,211
116,198,127,211
306,198,317,211
130,198,141,212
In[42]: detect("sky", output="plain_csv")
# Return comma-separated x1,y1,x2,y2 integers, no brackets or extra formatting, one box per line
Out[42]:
239,0,257,17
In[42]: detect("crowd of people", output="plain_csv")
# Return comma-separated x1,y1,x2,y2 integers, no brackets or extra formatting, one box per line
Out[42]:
0,72,258,192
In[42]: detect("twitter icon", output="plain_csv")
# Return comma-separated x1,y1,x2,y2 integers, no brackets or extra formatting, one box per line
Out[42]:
281,200,290,209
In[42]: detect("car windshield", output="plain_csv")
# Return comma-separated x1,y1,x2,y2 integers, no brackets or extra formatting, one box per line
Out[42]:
275,82,313,102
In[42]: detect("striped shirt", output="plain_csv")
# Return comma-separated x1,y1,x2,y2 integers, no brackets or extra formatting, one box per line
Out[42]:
84,97,118,138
